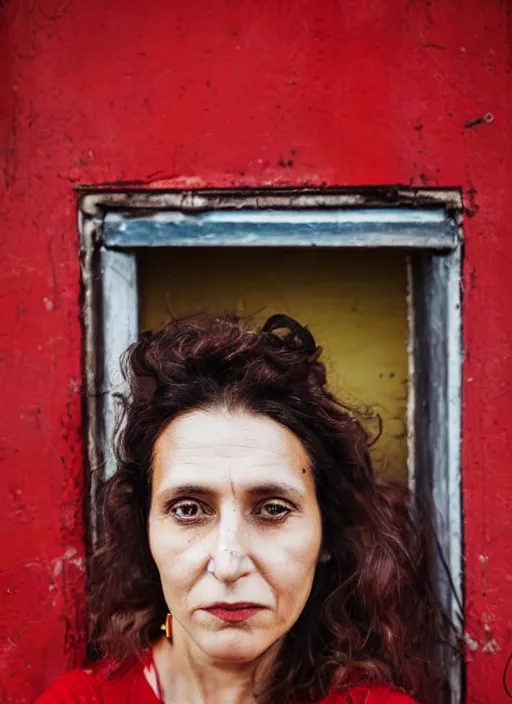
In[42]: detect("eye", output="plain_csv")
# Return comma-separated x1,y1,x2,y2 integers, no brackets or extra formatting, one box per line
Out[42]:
170,500,207,522
258,501,292,521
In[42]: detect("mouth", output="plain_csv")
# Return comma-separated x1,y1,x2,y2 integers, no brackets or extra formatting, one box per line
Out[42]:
203,602,266,623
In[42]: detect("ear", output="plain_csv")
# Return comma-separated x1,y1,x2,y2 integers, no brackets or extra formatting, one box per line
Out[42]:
319,550,331,564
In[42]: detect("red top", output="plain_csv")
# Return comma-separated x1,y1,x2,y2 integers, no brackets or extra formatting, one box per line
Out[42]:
35,650,418,704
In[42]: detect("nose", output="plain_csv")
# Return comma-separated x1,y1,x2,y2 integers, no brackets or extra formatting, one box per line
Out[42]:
208,508,252,583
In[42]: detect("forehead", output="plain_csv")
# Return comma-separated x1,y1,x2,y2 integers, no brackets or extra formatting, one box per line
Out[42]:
152,409,312,487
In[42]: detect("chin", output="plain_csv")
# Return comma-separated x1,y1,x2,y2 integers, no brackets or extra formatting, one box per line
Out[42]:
199,631,273,664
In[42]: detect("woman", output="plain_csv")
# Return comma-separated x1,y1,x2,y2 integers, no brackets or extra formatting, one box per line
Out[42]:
38,312,453,704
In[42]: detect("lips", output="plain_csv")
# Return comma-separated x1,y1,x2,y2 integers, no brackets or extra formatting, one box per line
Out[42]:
203,603,266,623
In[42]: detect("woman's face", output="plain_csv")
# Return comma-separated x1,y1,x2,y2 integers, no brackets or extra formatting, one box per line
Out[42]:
149,408,323,665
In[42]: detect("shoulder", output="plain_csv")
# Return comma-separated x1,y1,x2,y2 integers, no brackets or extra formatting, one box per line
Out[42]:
34,654,156,704
322,685,418,703
34,668,102,703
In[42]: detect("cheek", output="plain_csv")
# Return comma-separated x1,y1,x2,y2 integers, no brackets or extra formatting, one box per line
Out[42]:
260,522,322,595
148,517,204,591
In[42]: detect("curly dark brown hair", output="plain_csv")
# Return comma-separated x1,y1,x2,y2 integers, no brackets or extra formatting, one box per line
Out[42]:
88,312,456,704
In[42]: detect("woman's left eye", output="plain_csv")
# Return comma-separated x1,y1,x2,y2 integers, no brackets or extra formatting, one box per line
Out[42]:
258,501,292,520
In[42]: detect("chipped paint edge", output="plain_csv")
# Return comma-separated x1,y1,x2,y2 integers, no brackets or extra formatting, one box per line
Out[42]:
80,186,463,217
100,248,139,481
78,207,103,545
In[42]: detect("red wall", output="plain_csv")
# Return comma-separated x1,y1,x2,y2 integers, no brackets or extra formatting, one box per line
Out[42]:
1,1,511,701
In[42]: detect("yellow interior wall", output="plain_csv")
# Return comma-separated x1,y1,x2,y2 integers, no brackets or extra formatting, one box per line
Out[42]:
138,248,408,481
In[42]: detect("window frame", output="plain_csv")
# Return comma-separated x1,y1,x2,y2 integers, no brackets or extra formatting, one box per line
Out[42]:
79,187,464,702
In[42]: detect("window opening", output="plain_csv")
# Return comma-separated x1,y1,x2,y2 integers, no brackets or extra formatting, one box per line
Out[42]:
79,187,463,702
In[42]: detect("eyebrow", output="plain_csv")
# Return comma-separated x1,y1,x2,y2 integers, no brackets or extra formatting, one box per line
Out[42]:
154,481,304,502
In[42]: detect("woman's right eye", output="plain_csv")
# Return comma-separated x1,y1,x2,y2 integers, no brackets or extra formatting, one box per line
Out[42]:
171,501,205,520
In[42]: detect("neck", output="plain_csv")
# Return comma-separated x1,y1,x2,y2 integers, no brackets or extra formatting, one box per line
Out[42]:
152,636,279,704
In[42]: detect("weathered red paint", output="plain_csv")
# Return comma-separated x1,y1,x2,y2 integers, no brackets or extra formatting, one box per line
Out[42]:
1,1,511,702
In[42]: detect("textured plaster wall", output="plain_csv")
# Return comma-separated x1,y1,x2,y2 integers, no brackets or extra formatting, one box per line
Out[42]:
0,1,511,701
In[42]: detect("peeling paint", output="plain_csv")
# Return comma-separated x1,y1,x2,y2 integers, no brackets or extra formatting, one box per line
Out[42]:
482,639,501,655
464,633,480,652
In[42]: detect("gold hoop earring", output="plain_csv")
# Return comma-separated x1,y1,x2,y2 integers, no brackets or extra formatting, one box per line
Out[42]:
160,613,173,641
165,613,173,640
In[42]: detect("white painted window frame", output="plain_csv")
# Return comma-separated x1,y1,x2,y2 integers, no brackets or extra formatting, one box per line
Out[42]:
79,188,464,702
